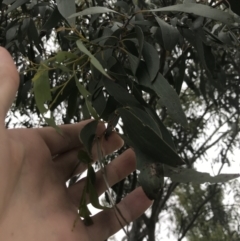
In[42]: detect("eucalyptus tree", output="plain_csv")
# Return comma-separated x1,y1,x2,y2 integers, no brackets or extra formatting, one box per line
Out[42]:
1,0,240,240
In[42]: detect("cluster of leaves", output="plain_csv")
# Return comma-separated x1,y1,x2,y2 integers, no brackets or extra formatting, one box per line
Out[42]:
1,0,240,235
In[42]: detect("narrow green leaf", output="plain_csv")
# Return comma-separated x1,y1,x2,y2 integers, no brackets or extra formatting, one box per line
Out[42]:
6,0,29,13
78,150,93,165
102,77,143,109
3,0,16,4
69,6,119,19
87,165,96,187
155,17,180,51
154,74,188,128
76,40,111,79
90,57,111,79
145,107,176,151
76,39,93,57
33,65,51,114
138,68,187,127
115,0,130,13
142,41,159,81
135,26,144,59
79,120,98,155
164,167,240,184
56,0,76,26
75,77,90,98
6,24,18,43
127,52,139,76
127,106,162,137
75,76,99,119
118,108,184,168
87,166,109,209
148,3,238,25
92,89,106,117
85,98,99,120
55,51,77,62
82,101,91,119
42,7,62,31
100,96,119,121
132,20,154,26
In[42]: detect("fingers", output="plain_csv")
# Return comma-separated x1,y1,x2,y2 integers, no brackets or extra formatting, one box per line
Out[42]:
54,131,123,182
37,120,123,157
68,149,136,206
36,120,94,155
0,47,19,123
87,187,153,240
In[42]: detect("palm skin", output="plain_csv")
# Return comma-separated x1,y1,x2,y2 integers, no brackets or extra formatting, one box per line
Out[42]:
0,47,152,241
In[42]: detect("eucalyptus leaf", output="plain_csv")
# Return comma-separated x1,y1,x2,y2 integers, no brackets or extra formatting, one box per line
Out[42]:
164,167,240,184
85,99,99,120
76,39,111,79
145,107,176,151
118,107,184,168
33,65,51,114
79,120,98,155
6,24,18,43
78,150,93,165
127,106,162,137
155,16,180,51
3,0,16,4
75,77,91,98
55,51,77,62
142,41,159,81
135,25,144,58
127,52,139,76
114,1,129,13
102,77,143,109
56,0,76,26
154,74,188,127
148,3,238,25
69,6,119,18
138,70,188,127
42,6,62,31
87,165,109,209
6,0,29,13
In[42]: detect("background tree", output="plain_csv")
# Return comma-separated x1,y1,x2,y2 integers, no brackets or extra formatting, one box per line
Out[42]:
0,0,240,240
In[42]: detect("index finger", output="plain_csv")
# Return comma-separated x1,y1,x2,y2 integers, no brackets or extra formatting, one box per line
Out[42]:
36,120,123,157
0,47,19,123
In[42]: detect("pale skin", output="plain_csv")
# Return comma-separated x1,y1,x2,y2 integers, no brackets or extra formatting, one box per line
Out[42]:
0,47,152,241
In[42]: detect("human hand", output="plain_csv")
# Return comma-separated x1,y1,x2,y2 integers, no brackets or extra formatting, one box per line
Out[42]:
0,47,152,241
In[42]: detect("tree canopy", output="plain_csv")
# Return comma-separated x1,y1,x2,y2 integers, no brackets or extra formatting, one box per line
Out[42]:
1,0,240,240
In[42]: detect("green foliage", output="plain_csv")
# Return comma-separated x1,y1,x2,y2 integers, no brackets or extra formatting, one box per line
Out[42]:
174,184,240,241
